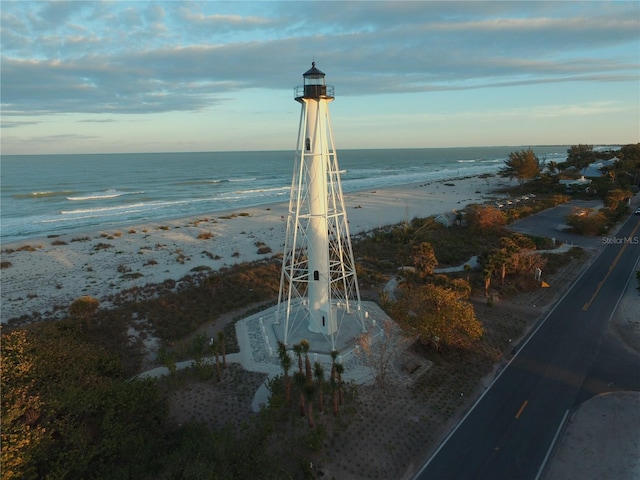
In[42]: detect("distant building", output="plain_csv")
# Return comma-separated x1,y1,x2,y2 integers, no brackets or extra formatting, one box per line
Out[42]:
559,176,592,191
582,158,617,178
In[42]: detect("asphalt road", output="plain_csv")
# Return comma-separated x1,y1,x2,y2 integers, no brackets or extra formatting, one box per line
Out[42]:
507,199,605,250
414,211,640,480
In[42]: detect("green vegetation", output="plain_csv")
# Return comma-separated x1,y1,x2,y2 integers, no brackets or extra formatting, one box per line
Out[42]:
481,233,545,295
385,281,481,350
0,319,289,480
95,260,281,346
68,295,100,323
255,241,272,255
1,322,166,480
498,148,541,184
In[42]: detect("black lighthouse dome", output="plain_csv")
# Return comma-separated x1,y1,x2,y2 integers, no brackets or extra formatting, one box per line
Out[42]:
295,62,334,101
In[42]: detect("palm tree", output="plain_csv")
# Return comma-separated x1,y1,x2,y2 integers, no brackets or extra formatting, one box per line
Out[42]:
277,340,287,359
331,376,339,416
281,351,292,407
217,331,226,368
313,362,325,414
463,263,471,283
335,363,345,406
330,350,339,416
483,267,492,297
330,350,338,384
293,343,303,374
304,382,316,428
277,341,292,406
300,339,312,381
293,371,307,417
210,338,221,382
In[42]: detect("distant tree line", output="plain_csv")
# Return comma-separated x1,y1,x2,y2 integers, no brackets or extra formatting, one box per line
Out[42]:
498,143,640,235
499,143,640,194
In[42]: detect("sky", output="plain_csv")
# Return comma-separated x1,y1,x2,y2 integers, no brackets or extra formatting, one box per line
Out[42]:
1,1,639,155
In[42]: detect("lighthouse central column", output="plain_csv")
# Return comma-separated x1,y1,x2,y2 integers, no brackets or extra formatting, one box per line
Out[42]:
303,99,334,335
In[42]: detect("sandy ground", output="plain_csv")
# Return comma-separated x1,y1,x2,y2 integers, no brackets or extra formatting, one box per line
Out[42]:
1,174,512,323
544,391,640,480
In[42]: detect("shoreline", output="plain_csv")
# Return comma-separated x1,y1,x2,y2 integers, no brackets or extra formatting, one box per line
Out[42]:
1,174,514,323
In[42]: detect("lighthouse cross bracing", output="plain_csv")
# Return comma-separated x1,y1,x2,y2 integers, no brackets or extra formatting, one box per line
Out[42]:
276,63,365,350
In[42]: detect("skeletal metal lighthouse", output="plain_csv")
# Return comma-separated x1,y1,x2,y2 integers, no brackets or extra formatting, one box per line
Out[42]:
277,63,364,349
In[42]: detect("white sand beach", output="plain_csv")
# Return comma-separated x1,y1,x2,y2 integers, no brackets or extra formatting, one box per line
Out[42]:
1,174,513,323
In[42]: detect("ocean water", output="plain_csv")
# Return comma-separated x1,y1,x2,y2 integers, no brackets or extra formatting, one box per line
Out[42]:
1,146,569,243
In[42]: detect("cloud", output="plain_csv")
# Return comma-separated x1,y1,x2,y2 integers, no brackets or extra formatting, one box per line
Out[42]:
0,119,41,129
1,1,638,118
77,118,115,123
37,0,87,26
178,8,273,29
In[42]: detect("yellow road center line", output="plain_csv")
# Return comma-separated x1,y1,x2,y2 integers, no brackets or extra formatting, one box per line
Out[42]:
515,400,528,419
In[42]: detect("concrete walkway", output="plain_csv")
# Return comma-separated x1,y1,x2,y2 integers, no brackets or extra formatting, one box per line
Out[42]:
135,302,387,412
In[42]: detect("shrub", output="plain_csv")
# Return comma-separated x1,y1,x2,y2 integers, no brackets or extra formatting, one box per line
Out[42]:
17,244,40,252
117,264,132,274
121,272,144,280
68,295,100,321
197,231,213,240
1,322,166,480
175,251,188,264
566,208,608,235
465,204,506,232
202,251,221,260
191,265,212,272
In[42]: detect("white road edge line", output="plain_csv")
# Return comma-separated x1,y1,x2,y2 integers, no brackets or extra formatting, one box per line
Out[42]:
607,254,640,323
535,409,570,480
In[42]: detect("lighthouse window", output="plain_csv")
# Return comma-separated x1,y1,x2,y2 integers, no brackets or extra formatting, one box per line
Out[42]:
305,138,311,151
313,270,319,281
